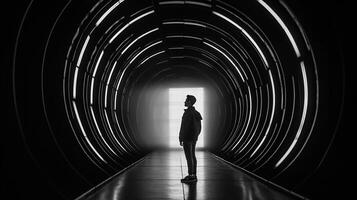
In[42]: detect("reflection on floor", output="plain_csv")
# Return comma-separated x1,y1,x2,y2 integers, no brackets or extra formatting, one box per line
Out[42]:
78,150,305,200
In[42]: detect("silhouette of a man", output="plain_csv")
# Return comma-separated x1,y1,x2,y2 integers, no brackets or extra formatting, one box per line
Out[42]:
179,95,202,183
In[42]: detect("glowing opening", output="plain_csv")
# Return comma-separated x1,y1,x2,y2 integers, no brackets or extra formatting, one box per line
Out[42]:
169,88,204,148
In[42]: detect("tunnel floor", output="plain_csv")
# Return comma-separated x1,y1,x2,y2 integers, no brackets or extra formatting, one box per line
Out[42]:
77,150,305,200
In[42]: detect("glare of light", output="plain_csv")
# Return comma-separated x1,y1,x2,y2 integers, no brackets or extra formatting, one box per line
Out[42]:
114,90,118,110
251,70,276,158
139,50,165,66
112,174,125,200
166,35,202,40
171,56,185,59
90,77,95,104
93,51,104,77
239,87,262,153
231,87,252,150
116,66,128,91
114,112,132,151
162,21,207,28
104,109,127,152
257,0,301,57
73,28,79,43
203,41,245,82
162,21,182,25
104,85,109,108
95,0,124,26
169,88,204,148
159,1,184,5
109,10,155,43
73,67,79,99
107,61,117,85
72,101,87,137
212,11,269,68
72,101,107,163
275,61,308,167
105,62,117,108
76,35,90,67
186,1,211,7
90,106,118,155
121,28,159,55
129,40,163,64
198,60,211,68
279,0,311,51
109,23,130,44
184,22,207,28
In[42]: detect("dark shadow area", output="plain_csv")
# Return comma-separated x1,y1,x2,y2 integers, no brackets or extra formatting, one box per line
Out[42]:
185,182,197,200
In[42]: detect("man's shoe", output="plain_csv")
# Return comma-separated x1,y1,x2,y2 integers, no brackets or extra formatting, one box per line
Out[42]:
181,175,197,183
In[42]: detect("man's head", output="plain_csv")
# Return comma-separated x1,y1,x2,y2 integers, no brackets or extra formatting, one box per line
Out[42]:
185,95,196,107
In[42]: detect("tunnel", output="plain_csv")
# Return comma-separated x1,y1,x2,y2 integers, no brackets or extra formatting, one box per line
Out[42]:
6,0,350,199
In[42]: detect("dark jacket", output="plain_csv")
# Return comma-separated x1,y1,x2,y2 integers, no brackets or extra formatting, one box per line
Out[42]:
179,106,202,142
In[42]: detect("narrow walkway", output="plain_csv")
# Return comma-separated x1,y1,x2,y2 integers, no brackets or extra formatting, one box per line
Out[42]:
78,150,304,200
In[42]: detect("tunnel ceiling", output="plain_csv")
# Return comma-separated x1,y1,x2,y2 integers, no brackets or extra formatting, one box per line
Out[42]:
13,0,344,193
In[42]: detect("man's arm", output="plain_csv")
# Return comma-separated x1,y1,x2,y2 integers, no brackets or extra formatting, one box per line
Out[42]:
179,113,185,144
179,111,192,145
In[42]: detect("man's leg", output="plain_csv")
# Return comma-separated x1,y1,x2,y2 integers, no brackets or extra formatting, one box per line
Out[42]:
183,141,193,175
182,141,198,183
191,141,197,175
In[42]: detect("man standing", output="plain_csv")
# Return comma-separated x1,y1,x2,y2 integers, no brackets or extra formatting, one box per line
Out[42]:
179,95,202,183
